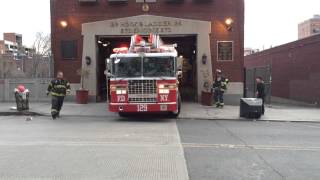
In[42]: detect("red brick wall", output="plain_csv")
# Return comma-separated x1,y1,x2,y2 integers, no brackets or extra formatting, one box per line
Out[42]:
245,34,320,104
51,0,244,83
3,33,17,43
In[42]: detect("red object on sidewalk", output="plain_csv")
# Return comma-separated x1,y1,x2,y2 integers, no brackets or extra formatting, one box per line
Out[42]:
76,90,89,104
201,91,213,106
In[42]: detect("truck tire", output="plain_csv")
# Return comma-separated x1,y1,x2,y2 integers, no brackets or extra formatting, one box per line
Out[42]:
171,93,181,118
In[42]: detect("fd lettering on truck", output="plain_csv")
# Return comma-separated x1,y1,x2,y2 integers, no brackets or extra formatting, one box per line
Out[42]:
108,34,181,117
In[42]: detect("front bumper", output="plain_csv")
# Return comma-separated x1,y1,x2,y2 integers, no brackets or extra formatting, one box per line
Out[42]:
109,102,177,113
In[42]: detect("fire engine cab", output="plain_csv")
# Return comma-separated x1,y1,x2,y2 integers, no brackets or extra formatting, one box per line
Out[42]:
108,34,181,117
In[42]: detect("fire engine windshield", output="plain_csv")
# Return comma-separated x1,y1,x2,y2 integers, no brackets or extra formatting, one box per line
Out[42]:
112,57,142,77
143,57,175,77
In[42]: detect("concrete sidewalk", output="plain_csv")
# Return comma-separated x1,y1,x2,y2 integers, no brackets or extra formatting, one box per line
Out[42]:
181,103,320,122
0,102,319,122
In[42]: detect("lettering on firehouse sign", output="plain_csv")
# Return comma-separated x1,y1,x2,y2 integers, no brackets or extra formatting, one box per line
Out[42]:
160,94,169,102
137,104,148,112
117,95,126,102
110,20,183,35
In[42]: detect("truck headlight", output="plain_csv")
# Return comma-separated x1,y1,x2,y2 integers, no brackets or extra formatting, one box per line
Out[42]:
116,90,122,95
158,84,165,89
159,89,170,94
116,89,127,95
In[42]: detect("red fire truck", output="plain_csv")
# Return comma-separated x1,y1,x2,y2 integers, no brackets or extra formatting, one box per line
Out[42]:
108,34,181,117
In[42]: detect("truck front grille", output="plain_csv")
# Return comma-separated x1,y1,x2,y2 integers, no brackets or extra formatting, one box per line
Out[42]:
128,80,157,103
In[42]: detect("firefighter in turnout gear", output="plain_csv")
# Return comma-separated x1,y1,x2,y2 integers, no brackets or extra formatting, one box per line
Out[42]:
47,71,71,119
212,69,229,108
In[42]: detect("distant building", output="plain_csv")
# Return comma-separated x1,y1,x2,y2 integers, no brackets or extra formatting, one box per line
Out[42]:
3,33,22,47
298,15,320,39
0,33,22,55
0,33,34,59
244,48,259,56
0,40,4,54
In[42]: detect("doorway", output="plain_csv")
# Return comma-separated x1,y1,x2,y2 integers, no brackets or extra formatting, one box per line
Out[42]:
96,35,198,102
96,36,131,102
162,35,197,101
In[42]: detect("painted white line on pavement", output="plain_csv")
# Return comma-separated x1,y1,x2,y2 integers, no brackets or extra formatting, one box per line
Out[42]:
0,141,182,147
2,141,320,152
182,143,320,151
173,120,190,180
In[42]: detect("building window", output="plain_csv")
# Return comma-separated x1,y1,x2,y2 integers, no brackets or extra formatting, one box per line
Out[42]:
165,0,184,3
136,0,156,2
108,0,128,4
61,40,77,60
79,0,97,2
79,0,98,4
313,28,320,33
193,0,213,3
217,41,233,61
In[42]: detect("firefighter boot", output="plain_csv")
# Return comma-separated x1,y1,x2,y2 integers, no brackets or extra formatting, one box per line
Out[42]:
51,110,58,120
219,103,224,108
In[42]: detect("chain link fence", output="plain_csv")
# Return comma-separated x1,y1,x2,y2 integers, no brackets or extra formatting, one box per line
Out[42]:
0,54,53,79
245,65,272,104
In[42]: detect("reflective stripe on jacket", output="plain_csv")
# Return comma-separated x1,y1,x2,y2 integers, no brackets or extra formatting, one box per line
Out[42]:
213,77,229,91
47,79,71,96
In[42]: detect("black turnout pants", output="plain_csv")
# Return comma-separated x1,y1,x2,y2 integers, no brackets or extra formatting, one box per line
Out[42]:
214,90,224,105
51,95,65,118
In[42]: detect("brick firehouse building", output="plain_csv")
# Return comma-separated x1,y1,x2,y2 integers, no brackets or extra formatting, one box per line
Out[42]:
51,0,244,103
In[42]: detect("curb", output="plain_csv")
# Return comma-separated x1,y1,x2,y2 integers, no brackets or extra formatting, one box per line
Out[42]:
0,111,45,116
1,111,320,123
178,116,320,123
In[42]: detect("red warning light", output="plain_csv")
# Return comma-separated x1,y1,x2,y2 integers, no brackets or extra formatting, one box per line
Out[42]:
113,47,129,53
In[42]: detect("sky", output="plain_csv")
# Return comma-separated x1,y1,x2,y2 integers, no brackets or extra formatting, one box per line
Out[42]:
0,0,51,47
245,0,320,50
0,0,319,49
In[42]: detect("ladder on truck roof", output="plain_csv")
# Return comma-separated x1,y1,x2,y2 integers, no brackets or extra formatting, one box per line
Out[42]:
129,34,177,53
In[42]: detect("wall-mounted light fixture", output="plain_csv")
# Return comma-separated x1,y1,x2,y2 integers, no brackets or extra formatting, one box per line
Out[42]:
60,20,68,28
202,54,207,65
85,56,91,66
142,0,150,12
142,3,150,12
225,18,234,31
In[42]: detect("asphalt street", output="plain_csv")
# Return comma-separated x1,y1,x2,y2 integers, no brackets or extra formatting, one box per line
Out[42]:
0,115,320,180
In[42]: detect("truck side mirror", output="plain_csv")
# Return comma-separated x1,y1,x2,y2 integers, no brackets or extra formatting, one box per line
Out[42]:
104,70,113,77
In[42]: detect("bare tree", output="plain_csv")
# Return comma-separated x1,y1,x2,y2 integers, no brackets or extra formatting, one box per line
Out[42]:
29,32,51,78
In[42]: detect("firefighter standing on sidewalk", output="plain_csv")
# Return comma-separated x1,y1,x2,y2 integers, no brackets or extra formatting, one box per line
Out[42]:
47,71,71,120
212,69,229,108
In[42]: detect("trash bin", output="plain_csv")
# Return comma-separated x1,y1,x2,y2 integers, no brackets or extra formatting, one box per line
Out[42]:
240,98,262,119
14,85,30,111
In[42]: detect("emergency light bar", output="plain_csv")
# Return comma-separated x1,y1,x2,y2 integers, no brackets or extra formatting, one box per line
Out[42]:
112,34,177,54
128,34,176,53
113,47,129,53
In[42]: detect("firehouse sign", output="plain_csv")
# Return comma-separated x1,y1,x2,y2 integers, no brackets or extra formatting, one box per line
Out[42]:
110,20,183,34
